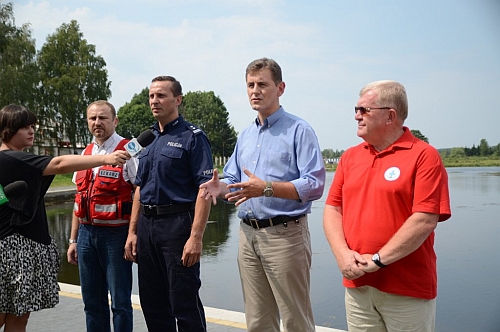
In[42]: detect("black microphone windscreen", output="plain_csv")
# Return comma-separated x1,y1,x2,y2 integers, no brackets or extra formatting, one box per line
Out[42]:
4,181,28,197
136,130,155,147
4,181,28,212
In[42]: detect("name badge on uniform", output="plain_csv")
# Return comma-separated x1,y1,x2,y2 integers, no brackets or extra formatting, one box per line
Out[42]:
98,169,120,179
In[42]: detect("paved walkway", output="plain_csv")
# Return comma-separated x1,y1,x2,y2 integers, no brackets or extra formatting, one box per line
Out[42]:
27,283,344,332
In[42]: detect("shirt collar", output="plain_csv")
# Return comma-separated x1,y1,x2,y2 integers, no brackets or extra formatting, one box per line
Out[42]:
153,115,184,134
363,126,414,154
93,132,121,149
254,106,284,128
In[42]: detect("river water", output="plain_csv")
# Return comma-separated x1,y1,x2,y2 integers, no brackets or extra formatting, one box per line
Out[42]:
47,167,500,331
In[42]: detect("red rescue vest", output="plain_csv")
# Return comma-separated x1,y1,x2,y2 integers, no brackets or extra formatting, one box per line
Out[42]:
73,139,133,226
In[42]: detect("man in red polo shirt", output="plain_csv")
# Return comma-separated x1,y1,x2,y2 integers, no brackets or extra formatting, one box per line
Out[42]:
323,80,451,332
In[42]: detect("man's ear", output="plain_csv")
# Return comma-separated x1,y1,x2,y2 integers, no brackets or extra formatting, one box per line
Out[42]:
387,109,397,124
277,81,286,97
175,95,183,106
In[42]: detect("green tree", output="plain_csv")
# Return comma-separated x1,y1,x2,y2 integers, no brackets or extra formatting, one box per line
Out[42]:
180,91,237,157
37,20,111,150
449,147,466,158
322,148,334,159
493,143,500,157
479,138,490,156
0,2,39,111
410,129,429,143
116,88,155,138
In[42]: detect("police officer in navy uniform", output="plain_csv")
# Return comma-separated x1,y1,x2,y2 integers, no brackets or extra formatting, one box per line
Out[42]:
124,76,213,332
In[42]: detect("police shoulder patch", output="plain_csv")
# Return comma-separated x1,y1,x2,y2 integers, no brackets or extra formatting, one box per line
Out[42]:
187,124,202,135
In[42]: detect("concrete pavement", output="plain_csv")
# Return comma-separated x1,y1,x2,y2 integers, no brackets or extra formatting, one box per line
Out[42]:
27,283,344,332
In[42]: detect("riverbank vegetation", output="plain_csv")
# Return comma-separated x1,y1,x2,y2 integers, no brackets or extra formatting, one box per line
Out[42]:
441,156,500,167
323,137,500,171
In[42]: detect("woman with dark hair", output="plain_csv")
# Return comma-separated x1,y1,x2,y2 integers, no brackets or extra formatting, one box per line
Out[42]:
0,104,130,331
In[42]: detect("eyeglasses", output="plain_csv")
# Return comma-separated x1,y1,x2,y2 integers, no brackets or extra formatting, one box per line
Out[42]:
354,106,392,115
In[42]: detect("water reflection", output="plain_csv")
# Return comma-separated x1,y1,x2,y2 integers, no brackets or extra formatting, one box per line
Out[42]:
46,204,80,285
203,201,237,256
447,167,500,194
47,200,237,286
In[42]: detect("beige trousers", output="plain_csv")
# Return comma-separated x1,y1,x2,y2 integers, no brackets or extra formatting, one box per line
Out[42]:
345,286,436,332
238,216,315,332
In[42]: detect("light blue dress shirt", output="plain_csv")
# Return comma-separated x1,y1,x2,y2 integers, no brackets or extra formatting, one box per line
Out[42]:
222,107,326,220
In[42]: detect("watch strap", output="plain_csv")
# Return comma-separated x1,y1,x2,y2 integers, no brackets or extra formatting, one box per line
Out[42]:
372,253,387,268
263,181,274,197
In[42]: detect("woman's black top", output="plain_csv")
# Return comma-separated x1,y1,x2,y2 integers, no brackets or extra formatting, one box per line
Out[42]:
0,150,54,244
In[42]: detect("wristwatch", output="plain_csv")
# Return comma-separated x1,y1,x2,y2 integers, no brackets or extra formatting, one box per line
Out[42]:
372,252,387,268
69,239,77,244
263,181,274,197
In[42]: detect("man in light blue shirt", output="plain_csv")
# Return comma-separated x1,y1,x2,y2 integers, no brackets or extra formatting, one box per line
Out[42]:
200,57,325,332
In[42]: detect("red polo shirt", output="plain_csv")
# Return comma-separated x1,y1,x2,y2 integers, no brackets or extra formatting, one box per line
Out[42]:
326,127,451,299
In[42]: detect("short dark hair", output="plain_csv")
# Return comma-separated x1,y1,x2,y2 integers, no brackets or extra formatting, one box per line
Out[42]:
245,58,282,85
0,104,37,142
87,100,116,118
151,76,182,97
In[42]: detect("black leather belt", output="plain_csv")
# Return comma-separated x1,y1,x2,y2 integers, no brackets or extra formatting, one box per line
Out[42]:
140,203,195,216
242,214,305,229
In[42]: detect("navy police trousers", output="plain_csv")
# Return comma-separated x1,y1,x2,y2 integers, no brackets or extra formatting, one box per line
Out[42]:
136,210,206,332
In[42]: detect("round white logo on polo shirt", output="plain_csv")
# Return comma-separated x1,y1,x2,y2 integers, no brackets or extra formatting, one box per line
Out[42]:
384,167,400,181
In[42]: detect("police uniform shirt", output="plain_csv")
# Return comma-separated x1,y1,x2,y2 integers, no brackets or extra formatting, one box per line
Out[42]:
135,116,213,205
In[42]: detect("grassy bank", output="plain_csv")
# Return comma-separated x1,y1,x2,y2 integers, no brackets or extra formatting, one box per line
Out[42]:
441,156,500,167
51,173,74,188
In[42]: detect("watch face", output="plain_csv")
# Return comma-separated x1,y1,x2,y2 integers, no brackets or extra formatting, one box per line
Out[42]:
372,253,380,261
264,188,273,197
263,182,273,197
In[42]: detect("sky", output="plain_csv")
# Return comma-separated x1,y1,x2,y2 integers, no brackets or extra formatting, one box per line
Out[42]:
8,0,500,150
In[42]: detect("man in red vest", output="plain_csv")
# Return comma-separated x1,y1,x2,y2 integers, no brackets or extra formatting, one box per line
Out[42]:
67,100,138,332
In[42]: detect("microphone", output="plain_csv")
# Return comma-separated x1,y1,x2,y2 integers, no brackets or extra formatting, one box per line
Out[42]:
124,129,156,157
1,181,28,210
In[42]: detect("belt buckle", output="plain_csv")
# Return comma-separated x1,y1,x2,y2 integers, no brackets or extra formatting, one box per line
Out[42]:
249,218,260,229
145,205,155,215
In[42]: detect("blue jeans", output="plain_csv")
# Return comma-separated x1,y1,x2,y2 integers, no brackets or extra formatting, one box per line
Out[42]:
77,224,133,332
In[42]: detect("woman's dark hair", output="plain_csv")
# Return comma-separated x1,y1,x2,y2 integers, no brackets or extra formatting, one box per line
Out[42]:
0,104,37,142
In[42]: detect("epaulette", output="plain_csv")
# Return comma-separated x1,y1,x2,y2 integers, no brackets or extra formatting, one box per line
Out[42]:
187,124,203,135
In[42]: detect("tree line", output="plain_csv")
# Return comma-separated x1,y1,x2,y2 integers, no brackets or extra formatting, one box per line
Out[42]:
440,139,500,158
322,129,499,161
322,129,430,160
0,2,237,157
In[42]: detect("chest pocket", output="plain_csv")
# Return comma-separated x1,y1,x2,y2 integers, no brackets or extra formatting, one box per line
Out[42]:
160,147,184,168
265,142,292,178
94,167,123,193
